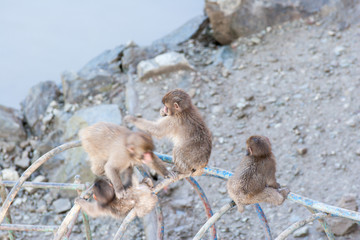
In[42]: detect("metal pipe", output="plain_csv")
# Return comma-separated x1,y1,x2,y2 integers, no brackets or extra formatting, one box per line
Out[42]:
275,213,329,240
306,207,334,240
1,181,86,191
186,177,217,240
53,184,93,240
193,201,236,240
0,176,15,240
0,224,58,232
0,140,82,224
155,203,164,240
288,193,360,223
113,210,137,240
253,204,273,240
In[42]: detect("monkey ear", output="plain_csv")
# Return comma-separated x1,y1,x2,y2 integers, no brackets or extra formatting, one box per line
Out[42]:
127,145,135,153
248,147,253,156
174,102,181,111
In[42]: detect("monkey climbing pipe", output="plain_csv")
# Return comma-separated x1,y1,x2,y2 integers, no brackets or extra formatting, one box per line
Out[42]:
0,142,359,240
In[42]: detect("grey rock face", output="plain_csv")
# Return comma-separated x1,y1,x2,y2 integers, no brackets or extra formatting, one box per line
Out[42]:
21,81,60,136
137,52,194,80
152,15,209,48
0,105,26,142
62,74,114,104
205,0,330,44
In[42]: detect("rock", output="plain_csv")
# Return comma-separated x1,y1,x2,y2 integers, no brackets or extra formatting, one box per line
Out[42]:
297,148,308,155
0,105,26,142
205,0,330,44
0,141,16,153
334,45,345,56
52,198,72,213
62,74,114,104
1,168,19,181
14,157,30,169
170,199,192,209
293,226,309,238
63,104,122,141
152,15,209,48
25,175,47,194
77,45,125,79
121,45,150,72
327,194,358,236
21,81,60,136
137,52,194,80
345,118,356,127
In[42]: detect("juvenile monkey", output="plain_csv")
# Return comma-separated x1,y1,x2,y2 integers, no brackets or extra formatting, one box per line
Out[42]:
124,89,212,176
227,135,289,212
75,177,157,218
79,122,172,198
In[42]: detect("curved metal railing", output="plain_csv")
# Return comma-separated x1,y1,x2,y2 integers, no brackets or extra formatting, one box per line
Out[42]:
0,143,359,240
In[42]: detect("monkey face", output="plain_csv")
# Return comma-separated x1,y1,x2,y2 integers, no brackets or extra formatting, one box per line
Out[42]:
93,178,115,205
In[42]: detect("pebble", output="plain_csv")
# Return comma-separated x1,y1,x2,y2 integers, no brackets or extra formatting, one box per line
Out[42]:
297,148,308,156
52,198,72,213
334,45,345,56
14,157,30,169
250,37,261,45
355,149,360,156
345,118,356,127
1,168,19,181
293,226,309,238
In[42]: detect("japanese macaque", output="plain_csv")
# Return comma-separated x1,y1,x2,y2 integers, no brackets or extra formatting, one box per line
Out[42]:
124,89,212,176
75,177,157,218
79,122,172,198
227,135,289,212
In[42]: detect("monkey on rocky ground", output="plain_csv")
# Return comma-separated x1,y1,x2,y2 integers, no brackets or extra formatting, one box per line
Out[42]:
75,177,157,218
79,122,172,198
124,89,212,176
227,135,289,212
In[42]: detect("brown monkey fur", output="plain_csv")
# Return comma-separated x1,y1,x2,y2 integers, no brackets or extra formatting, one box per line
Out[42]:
75,177,157,218
79,122,172,198
227,135,289,212
124,89,212,176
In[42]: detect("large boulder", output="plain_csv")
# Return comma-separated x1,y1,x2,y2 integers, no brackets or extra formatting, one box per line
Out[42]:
0,105,26,142
152,15,209,48
21,81,59,136
137,52,194,80
52,104,122,187
205,0,330,44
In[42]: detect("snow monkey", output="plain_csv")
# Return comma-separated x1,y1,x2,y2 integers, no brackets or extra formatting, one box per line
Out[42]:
227,135,289,212
79,122,172,198
124,89,212,176
75,177,157,218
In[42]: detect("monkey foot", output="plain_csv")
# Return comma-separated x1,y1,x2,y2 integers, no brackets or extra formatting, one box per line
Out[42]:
141,177,154,188
236,204,245,213
279,187,290,198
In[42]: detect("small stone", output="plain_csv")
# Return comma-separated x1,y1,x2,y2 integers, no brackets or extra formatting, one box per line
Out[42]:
345,118,356,127
52,198,72,213
188,88,196,98
42,113,54,125
258,105,266,112
328,30,336,36
218,137,224,144
1,169,19,181
170,199,191,209
297,148,308,156
250,37,261,45
218,188,227,194
355,149,360,156
15,157,30,169
293,226,309,238
327,194,358,236
0,142,16,153
334,46,345,56
196,102,206,109
25,175,47,194
212,105,224,115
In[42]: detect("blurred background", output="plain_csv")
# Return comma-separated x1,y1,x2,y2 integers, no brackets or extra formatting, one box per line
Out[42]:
0,0,204,109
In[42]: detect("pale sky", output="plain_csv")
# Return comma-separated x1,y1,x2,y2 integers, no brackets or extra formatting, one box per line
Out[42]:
0,0,204,109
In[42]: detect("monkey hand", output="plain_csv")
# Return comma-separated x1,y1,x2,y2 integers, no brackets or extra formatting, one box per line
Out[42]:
124,115,137,123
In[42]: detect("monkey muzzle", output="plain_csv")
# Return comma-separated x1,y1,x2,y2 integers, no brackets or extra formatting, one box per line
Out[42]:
142,152,153,164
